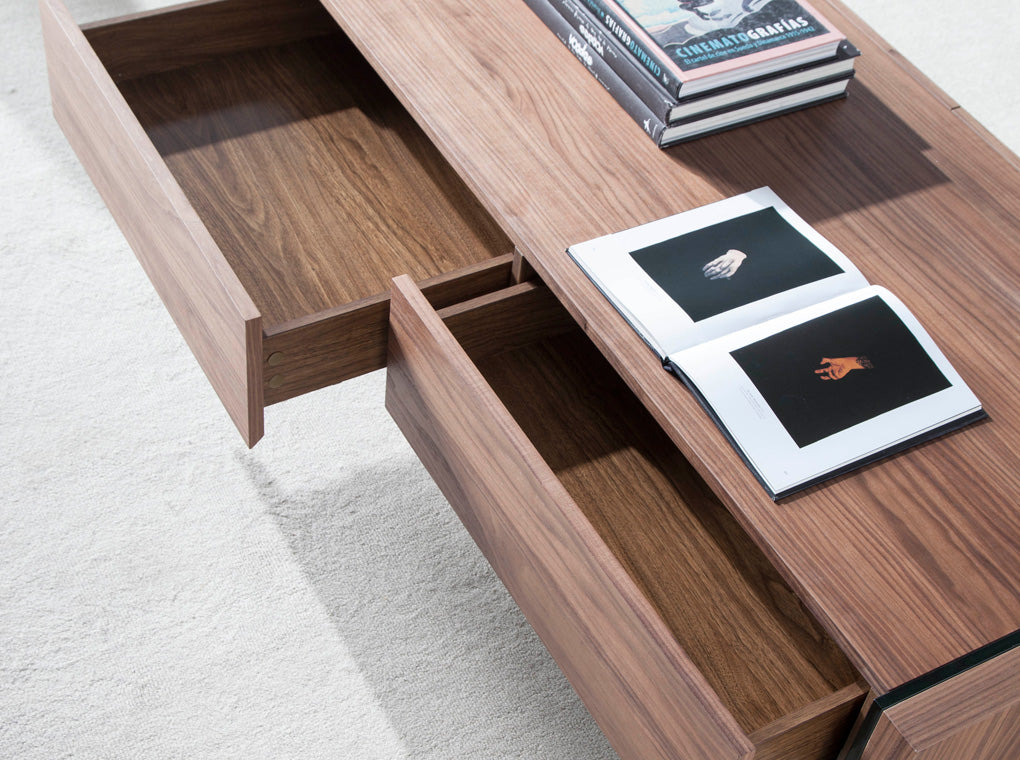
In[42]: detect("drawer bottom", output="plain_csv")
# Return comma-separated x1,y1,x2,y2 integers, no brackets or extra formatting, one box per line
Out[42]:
386,277,867,760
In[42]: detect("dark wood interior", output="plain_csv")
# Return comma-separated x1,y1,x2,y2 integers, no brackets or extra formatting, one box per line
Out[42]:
104,19,511,330
461,301,862,736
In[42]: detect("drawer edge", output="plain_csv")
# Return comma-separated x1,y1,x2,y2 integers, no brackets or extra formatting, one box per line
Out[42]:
41,0,264,446
750,682,867,760
263,254,516,406
385,274,755,760
80,0,338,82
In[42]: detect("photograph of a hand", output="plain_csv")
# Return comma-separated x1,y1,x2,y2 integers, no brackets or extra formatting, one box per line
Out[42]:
815,356,872,381
732,296,951,448
702,248,747,280
629,206,844,322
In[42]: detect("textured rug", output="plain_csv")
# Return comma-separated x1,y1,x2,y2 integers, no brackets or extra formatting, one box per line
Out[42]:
3,1,1016,758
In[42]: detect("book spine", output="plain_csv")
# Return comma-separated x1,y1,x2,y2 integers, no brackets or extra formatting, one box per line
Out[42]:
575,0,682,96
659,86,848,146
546,0,677,123
523,0,667,146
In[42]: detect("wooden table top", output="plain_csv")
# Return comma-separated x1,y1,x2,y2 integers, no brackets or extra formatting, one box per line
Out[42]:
320,0,1020,695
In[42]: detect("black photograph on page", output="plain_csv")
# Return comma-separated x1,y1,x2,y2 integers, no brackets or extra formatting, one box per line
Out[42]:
729,294,952,447
628,206,844,322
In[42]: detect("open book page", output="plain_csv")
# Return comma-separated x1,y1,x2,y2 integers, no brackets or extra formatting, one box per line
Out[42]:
568,187,868,358
670,286,983,497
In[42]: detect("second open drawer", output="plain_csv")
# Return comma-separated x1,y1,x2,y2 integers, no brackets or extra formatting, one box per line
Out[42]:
41,0,515,446
385,275,868,760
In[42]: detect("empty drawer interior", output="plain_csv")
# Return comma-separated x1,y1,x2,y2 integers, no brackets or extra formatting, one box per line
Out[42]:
84,0,512,332
447,290,866,750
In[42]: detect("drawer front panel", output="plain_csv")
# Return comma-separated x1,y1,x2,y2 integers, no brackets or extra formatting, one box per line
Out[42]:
263,255,516,406
856,644,1020,760
41,0,264,445
385,275,754,760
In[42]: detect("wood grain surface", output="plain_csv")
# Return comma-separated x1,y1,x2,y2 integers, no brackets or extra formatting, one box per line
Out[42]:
386,275,756,760
751,684,868,760
54,0,515,438
50,0,1020,752
81,0,338,81
387,276,865,759
859,645,1020,759
115,28,511,330
41,0,264,445
473,312,865,738
436,280,578,362
321,0,1020,696
262,256,515,405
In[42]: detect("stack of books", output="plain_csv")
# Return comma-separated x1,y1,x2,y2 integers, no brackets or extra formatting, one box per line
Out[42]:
525,0,859,147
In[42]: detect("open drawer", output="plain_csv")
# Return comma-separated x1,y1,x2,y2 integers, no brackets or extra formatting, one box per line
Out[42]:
40,0,515,445
386,275,868,760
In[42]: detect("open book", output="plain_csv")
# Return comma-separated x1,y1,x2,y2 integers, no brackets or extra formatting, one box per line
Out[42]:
569,188,984,498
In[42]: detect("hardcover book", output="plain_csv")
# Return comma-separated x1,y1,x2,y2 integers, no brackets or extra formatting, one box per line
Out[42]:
568,188,985,498
549,0,859,123
525,0,851,145
524,0,668,142
579,0,847,97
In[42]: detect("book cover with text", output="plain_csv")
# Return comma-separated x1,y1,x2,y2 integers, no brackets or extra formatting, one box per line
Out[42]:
583,0,846,95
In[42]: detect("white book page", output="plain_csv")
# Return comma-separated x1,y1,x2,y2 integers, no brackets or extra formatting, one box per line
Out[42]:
672,286,982,495
568,187,868,358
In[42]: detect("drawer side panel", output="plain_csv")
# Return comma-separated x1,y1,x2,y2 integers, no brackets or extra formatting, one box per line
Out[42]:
41,0,263,446
384,275,753,760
